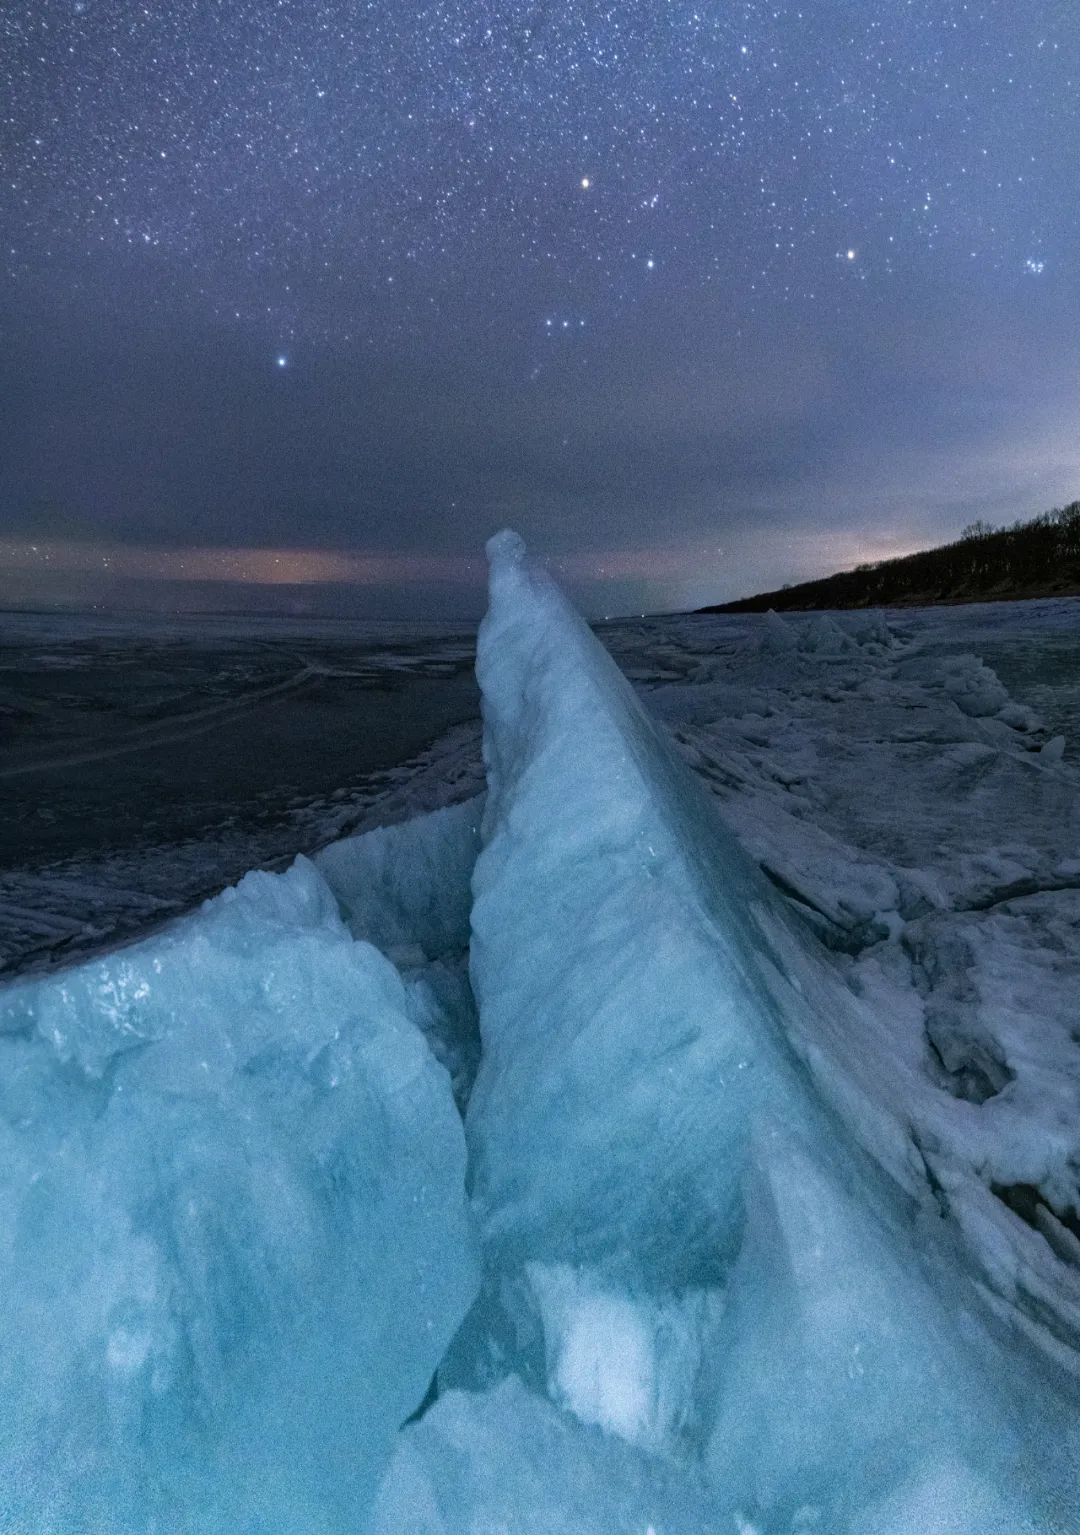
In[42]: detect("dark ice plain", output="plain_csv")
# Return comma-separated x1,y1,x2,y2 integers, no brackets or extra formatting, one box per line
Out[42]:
0,612,483,975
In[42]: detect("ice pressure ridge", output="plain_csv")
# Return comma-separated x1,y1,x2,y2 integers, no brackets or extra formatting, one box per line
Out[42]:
0,531,1077,1532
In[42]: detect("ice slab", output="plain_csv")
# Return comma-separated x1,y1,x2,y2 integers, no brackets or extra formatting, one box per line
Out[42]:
315,795,483,962
372,1374,723,1535
442,530,1077,1531
0,856,476,1533
315,798,485,1108
468,531,794,1281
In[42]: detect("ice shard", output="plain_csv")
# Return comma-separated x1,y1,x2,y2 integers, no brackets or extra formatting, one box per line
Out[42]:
315,798,485,1108
423,530,1076,1532
0,856,476,1533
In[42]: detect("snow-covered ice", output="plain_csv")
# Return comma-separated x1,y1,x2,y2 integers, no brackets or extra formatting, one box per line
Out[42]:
1,545,1080,1530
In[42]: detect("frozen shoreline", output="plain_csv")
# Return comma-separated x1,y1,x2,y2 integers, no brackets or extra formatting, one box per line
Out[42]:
0,558,1078,1529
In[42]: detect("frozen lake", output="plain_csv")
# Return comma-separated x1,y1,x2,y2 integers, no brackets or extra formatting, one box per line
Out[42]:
1,577,1079,1529
0,611,484,975
2,598,1078,979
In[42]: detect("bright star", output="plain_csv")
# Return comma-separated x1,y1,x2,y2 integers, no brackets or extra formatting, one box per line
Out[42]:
846,249,856,260
581,177,590,189
276,355,288,367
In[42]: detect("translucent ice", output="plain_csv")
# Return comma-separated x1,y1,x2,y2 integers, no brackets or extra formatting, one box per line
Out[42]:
371,1374,723,1535
314,796,482,964
315,799,484,1106
467,530,784,1282
0,856,476,1533
439,529,1078,1531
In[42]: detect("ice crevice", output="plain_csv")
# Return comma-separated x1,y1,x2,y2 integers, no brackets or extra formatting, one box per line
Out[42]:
0,531,1077,1530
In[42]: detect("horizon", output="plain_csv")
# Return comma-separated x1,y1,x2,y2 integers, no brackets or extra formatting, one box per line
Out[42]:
0,521,930,621
3,501,1076,622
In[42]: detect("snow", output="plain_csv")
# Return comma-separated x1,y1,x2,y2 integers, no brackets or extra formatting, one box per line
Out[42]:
1,552,1080,1529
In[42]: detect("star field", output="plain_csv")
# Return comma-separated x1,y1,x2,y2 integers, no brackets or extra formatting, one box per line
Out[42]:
2,2,1079,611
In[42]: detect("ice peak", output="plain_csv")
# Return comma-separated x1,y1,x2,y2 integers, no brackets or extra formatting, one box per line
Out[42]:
485,527,527,566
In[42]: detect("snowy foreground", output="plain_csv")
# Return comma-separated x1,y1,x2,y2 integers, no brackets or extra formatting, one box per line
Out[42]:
2,535,1079,1533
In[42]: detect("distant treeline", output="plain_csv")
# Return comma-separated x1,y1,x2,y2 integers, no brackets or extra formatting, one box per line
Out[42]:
704,501,1080,613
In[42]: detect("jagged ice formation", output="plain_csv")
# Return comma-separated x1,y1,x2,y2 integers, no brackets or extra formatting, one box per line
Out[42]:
1,532,1078,1532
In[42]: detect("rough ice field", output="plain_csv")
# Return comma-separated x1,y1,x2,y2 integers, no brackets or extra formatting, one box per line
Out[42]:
1,546,1079,1530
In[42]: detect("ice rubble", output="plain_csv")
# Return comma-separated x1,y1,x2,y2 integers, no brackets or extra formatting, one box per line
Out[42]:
636,604,1080,1357
0,856,477,1533
1,537,1079,1532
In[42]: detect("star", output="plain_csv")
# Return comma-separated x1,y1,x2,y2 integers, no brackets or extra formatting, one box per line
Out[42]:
2,0,1075,606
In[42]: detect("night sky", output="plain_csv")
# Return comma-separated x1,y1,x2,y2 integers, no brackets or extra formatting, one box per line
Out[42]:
2,1,1079,617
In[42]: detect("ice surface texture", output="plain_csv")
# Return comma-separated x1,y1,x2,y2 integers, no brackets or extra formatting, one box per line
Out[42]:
0,857,477,1533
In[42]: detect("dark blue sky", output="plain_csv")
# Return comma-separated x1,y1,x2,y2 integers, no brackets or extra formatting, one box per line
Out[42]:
2,1,1078,616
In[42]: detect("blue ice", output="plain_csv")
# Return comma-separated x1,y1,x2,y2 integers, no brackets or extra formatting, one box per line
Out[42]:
0,856,476,1532
1,530,1078,1532
389,531,1077,1533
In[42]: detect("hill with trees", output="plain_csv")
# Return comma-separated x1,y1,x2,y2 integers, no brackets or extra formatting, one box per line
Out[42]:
703,501,1080,613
